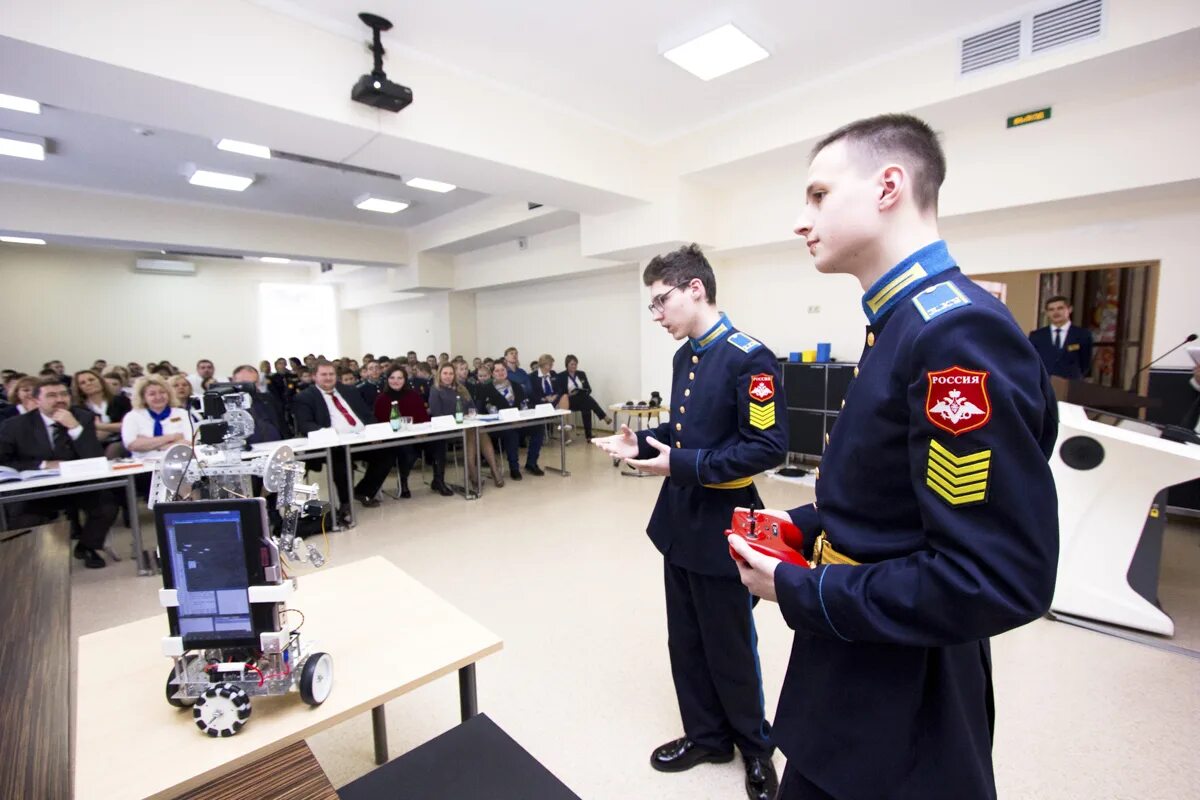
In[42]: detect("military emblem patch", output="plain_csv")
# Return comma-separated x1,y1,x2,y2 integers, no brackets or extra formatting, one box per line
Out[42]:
749,402,775,430
727,332,762,353
749,374,775,403
912,281,971,322
925,366,991,435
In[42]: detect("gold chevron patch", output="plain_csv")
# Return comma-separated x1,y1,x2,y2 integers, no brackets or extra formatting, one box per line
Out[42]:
748,402,775,430
925,438,990,507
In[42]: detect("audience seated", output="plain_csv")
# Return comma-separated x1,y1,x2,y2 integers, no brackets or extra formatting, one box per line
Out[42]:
230,365,285,444
1,375,39,423
71,369,128,444
373,366,431,499
187,359,221,394
167,374,201,423
502,347,532,395
424,365,466,497
554,354,611,440
475,361,545,479
291,361,392,525
455,361,504,490
122,375,193,458
356,360,383,406
0,378,118,567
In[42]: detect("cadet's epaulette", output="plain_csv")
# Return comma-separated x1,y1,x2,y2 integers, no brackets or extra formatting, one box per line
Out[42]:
912,281,971,322
726,332,761,353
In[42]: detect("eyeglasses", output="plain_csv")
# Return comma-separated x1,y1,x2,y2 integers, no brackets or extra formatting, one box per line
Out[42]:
648,285,682,313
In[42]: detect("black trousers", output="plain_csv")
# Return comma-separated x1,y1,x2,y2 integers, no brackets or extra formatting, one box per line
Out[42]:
9,491,117,551
777,765,839,800
567,392,607,438
329,447,391,506
664,560,772,758
395,442,449,484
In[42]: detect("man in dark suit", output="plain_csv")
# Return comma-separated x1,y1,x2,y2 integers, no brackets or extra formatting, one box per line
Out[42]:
1029,294,1093,379
230,366,287,443
290,361,391,525
0,378,117,568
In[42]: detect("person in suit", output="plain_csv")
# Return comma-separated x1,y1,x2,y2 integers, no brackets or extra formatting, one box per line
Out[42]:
0,378,118,567
475,361,544,479
291,361,392,525
230,366,286,445
554,354,612,440
1029,294,1093,379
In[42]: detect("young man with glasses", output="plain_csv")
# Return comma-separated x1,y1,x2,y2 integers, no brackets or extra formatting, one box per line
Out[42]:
729,114,1059,800
594,244,787,800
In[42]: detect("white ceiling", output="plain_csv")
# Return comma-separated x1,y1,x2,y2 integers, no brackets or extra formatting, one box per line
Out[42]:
0,104,486,227
258,0,1028,142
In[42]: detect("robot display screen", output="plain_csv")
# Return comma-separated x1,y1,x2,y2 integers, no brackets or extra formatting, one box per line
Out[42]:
163,508,255,645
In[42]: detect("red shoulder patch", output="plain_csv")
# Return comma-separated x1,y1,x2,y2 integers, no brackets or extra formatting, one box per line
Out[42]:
925,366,991,435
749,374,775,403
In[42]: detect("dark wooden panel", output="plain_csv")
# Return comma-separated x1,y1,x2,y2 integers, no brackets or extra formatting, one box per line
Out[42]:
0,522,71,800
175,739,337,800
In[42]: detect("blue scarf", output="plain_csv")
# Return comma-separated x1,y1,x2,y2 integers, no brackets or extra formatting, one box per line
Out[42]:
149,406,172,437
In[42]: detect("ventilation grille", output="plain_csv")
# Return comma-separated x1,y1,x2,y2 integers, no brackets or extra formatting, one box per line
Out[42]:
1032,0,1103,54
960,21,1021,74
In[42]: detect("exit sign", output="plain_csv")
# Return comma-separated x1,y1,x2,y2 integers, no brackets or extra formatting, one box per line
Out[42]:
1007,108,1051,128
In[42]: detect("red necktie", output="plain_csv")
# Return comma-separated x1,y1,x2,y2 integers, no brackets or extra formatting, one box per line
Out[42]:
329,392,357,427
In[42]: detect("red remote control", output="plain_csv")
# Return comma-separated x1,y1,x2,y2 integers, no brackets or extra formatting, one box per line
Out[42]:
727,507,809,568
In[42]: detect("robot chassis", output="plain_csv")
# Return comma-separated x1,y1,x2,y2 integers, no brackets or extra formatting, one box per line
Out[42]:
153,384,333,736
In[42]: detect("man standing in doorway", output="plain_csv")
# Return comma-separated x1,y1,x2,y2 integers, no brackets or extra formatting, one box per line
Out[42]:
1029,294,1093,378
594,244,787,800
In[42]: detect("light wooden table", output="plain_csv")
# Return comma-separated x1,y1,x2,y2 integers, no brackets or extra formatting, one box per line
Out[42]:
75,556,503,800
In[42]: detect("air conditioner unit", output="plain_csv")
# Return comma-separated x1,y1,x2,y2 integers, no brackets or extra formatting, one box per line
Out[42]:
134,258,196,276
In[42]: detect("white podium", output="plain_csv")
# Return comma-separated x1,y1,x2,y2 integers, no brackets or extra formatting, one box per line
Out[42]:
1050,402,1200,635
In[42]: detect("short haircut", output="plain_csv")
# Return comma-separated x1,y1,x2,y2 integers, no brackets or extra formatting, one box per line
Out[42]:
811,113,946,213
197,359,213,367
1044,295,1070,308
564,354,578,366
537,353,554,368
313,360,336,373
504,347,518,357
231,364,258,380
34,377,68,398
643,243,717,304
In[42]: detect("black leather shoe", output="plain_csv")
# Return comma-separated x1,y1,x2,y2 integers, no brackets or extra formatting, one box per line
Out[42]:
431,481,454,497
509,467,523,480
742,755,778,800
73,544,106,569
525,464,545,476
649,737,734,773
336,506,353,527
355,494,381,508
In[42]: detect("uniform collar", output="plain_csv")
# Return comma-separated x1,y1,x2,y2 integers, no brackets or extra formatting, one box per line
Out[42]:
861,240,956,325
689,313,732,353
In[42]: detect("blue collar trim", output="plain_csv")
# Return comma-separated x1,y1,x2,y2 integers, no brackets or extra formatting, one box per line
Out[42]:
690,314,732,353
861,240,956,324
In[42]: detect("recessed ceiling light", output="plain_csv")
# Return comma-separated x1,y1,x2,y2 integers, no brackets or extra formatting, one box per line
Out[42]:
186,166,255,191
355,195,409,213
0,235,46,245
662,24,769,81
0,93,40,114
260,256,291,264
0,132,46,160
217,138,271,159
405,177,456,193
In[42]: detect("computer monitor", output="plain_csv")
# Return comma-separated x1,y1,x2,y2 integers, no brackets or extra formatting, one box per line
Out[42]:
155,499,276,650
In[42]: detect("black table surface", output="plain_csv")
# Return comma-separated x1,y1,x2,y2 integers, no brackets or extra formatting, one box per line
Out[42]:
338,714,581,800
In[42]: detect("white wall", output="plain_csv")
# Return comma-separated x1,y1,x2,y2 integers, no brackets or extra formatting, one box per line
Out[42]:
356,293,451,359
0,245,340,374
474,267,641,410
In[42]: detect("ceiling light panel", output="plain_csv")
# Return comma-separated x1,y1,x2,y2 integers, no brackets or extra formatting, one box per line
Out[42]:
0,132,46,160
663,24,769,81
405,177,456,193
260,257,291,263
186,166,255,191
217,138,271,159
355,195,409,213
0,236,46,245
0,93,41,114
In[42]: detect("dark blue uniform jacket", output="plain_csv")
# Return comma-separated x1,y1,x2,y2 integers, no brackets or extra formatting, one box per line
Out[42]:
636,315,789,579
774,241,1059,800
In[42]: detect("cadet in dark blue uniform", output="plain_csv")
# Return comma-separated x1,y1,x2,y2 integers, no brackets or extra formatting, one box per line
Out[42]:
730,115,1059,800
594,244,788,800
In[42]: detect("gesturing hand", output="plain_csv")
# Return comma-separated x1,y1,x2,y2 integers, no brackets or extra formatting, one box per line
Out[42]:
625,435,671,476
592,424,639,460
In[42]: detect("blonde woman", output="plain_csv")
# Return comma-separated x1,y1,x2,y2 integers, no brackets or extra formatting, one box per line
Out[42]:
121,376,192,458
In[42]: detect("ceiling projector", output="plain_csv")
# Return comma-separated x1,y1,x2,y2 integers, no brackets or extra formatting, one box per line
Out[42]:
351,12,413,112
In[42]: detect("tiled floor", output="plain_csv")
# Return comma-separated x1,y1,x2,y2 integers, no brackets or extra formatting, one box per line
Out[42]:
71,445,1200,799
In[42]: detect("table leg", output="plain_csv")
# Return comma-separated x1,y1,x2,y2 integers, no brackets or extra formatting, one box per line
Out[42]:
558,415,569,477
342,446,356,529
474,427,482,501
460,429,473,500
458,663,478,722
371,704,388,765
324,449,341,531
127,475,151,576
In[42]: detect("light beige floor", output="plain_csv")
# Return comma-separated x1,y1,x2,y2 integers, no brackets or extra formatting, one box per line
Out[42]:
71,446,1200,799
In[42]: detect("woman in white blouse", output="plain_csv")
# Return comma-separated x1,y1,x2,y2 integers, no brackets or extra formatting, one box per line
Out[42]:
121,376,193,458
